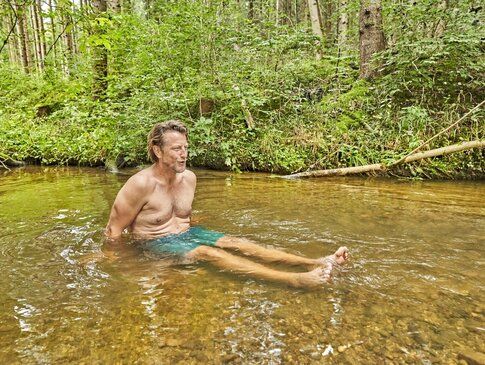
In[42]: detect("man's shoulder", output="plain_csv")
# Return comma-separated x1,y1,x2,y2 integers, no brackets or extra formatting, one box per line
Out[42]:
180,169,196,186
125,167,155,190
182,169,196,181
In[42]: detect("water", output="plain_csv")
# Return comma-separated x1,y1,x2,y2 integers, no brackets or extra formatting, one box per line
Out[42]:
0,166,484,364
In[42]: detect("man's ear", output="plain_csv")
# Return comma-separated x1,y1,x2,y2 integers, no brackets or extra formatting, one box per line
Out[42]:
153,145,163,159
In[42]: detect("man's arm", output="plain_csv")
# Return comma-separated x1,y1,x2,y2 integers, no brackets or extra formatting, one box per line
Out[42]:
105,175,148,239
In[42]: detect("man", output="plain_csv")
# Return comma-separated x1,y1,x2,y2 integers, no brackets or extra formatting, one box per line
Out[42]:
105,120,349,288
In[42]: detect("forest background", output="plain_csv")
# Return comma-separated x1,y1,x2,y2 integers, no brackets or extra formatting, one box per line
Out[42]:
0,0,484,178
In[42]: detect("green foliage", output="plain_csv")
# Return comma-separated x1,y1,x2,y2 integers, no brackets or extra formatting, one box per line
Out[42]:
1,0,483,178
380,0,485,107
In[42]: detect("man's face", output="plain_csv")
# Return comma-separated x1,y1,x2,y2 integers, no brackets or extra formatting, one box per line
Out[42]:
158,131,188,173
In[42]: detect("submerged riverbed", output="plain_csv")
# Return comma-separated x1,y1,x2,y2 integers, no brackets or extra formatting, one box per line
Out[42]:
0,166,484,364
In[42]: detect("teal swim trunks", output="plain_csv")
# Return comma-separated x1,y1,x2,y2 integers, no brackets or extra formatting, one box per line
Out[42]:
142,226,224,255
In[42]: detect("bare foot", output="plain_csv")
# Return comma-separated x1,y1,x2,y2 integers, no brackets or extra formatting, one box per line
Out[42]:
313,246,350,268
293,262,333,288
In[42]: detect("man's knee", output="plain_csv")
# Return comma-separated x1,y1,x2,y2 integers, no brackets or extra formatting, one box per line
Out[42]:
186,245,223,260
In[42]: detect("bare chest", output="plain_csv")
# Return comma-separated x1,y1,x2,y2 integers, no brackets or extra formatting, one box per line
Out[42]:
137,183,194,225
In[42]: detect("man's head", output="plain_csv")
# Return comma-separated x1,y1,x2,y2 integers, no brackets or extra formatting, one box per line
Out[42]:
148,120,188,163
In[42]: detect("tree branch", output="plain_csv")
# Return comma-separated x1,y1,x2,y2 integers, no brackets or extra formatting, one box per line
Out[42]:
43,23,69,62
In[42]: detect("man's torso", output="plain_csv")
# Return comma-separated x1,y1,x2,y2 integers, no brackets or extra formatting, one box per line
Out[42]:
130,169,195,239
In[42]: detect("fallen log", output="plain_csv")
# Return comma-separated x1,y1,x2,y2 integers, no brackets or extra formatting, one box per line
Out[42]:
392,140,485,165
283,140,485,179
393,99,485,166
283,164,384,178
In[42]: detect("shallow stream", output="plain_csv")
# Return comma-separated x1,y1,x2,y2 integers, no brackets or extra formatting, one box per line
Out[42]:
0,166,483,364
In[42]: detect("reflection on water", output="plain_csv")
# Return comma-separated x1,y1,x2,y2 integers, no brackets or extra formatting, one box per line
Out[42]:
0,166,484,364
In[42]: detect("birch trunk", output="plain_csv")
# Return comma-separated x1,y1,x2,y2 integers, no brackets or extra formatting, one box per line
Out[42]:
337,0,348,50
307,0,323,59
307,0,323,39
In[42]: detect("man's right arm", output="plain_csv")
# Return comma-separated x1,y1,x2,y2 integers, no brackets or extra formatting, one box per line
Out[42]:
105,175,148,239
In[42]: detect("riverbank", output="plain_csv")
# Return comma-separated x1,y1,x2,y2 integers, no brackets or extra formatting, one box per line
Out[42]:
1,88,483,180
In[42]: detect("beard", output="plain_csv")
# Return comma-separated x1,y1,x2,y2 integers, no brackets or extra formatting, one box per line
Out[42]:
173,161,186,173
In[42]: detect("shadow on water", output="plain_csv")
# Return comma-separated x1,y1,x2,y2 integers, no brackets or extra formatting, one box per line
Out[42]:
0,166,484,364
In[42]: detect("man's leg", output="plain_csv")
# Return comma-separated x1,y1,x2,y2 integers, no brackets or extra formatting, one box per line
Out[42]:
185,245,333,288
215,236,349,268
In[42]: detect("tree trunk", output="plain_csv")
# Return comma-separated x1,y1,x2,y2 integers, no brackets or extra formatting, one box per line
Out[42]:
29,5,39,71
2,9,19,66
120,0,132,13
248,0,254,19
337,0,348,50
307,0,323,59
30,3,44,71
63,12,74,61
14,3,32,73
433,0,448,38
275,0,280,25
285,164,384,178
359,0,385,80
108,0,122,13
399,141,485,164
282,0,292,25
92,0,109,100
322,0,334,43
307,0,323,39
35,0,46,63
48,0,58,68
